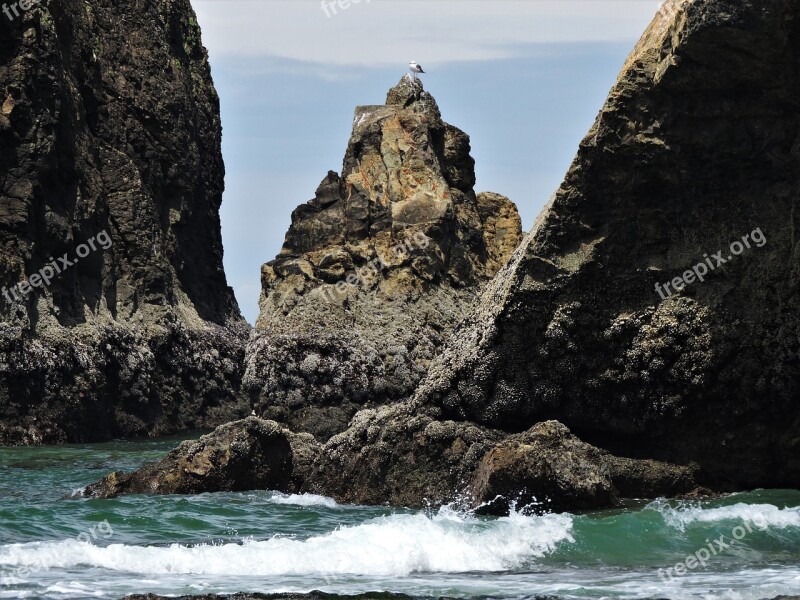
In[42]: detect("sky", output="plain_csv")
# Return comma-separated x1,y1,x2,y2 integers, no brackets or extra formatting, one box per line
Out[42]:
191,0,662,323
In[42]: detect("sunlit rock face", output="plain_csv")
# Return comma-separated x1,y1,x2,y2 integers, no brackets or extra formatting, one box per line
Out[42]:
244,76,522,440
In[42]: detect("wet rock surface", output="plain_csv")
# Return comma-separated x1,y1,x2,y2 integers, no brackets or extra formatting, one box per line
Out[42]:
469,421,699,515
243,76,522,441
83,417,319,498
0,0,248,443
303,400,502,507
468,421,619,514
307,411,699,510
85,414,698,513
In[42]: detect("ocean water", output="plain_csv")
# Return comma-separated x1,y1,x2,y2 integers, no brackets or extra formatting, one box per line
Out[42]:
0,439,799,600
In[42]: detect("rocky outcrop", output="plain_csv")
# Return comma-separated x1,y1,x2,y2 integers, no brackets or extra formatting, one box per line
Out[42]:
84,410,699,511
468,421,619,514
0,0,248,443
82,417,319,498
469,421,698,515
242,76,522,440
306,408,699,510
303,400,502,507
403,0,800,490
83,405,493,503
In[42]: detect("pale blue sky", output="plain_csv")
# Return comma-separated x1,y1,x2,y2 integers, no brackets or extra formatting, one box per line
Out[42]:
193,1,661,323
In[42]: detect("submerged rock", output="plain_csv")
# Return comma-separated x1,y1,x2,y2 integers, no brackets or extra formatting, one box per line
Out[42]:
243,76,522,440
83,417,318,498
0,0,248,444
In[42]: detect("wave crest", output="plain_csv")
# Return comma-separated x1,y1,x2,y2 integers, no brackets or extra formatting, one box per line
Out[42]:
0,506,574,578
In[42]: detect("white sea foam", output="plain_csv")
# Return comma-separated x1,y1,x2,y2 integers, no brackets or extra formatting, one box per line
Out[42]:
0,507,573,578
653,501,800,532
262,491,338,508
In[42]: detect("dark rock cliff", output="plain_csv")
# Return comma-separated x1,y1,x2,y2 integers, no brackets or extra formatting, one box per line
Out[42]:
408,0,800,489
0,0,248,444
243,76,522,440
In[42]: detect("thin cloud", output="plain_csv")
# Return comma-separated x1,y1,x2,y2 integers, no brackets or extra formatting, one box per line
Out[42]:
194,0,661,67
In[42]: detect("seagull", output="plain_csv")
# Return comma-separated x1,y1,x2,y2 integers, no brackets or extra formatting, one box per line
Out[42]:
409,60,425,79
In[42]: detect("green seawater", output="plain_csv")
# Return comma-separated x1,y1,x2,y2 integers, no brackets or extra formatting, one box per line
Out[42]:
0,439,799,600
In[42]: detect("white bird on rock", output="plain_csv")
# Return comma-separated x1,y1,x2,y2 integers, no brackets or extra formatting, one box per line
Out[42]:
409,60,425,79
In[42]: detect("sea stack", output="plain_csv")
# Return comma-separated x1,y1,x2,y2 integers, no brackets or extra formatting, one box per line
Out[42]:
243,75,522,440
0,0,248,444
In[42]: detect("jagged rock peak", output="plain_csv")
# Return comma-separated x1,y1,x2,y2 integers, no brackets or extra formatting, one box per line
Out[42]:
243,75,522,440
385,74,438,111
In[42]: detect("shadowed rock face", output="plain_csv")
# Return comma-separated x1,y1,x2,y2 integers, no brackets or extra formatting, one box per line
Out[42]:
409,0,800,489
304,402,699,510
0,0,248,444
243,76,522,440
468,421,698,515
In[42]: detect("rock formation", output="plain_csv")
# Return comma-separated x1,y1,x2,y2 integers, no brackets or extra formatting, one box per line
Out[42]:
80,0,800,511
306,404,699,510
243,76,522,440
82,417,319,498
406,0,800,490
84,413,700,513
0,0,248,444
469,421,698,515
272,0,800,505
